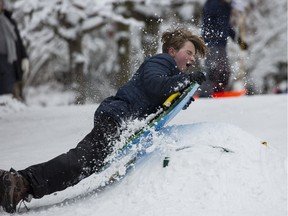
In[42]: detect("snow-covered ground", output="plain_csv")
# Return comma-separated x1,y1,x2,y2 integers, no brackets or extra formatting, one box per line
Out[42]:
0,94,287,216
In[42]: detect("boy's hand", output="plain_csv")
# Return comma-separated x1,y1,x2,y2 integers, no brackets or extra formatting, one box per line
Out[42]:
189,72,206,85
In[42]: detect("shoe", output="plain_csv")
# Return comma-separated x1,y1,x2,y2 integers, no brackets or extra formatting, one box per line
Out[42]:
0,168,31,213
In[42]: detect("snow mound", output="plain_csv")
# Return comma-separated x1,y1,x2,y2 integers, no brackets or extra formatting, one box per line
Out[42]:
25,85,76,106
22,122,286,216
0,95,26,118
90,123,285,216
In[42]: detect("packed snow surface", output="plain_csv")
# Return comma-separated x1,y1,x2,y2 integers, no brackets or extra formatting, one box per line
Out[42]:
0,94,287,216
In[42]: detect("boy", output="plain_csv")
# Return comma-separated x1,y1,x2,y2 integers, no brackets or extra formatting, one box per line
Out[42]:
0,27,207,213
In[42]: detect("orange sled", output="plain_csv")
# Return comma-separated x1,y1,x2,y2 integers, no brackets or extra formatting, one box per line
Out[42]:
212,90,247,98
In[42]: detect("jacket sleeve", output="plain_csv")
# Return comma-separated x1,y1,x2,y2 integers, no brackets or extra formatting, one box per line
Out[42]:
140,56,190,99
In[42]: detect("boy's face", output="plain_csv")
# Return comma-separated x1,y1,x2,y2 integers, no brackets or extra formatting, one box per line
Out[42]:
168,41,196,73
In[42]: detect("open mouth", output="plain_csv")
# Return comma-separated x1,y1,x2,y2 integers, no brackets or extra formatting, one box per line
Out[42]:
186,63,192,68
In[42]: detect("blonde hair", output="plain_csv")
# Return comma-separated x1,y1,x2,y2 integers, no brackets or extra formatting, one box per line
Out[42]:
161,28,207,57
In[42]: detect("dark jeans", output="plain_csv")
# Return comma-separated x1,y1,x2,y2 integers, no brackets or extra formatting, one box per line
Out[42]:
19,114,119,198
0,54,16,95
198,46,231,97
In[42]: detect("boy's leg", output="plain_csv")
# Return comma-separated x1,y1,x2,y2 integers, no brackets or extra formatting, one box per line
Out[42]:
19,115,119,199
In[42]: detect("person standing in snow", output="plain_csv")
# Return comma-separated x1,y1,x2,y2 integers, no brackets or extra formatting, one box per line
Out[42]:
198,0,248,97
0,0,29,101
0,27,207,213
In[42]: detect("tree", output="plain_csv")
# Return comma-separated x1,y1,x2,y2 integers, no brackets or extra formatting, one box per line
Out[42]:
13,0,139,103
11,0,286,105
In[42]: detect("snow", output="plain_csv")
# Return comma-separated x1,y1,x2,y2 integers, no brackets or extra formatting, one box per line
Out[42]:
0,93,287,216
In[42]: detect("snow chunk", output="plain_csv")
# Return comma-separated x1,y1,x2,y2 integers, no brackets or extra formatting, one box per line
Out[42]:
0,95,26,118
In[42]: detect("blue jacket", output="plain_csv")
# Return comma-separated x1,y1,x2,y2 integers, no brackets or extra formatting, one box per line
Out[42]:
202,0,236,47
95,53,191,124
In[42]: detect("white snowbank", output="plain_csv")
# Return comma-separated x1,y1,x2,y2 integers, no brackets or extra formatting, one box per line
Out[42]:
0,94,286,216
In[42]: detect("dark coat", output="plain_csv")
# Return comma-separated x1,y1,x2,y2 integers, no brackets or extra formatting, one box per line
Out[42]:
4,10,28,81
202,0,236,47
95,53,191,124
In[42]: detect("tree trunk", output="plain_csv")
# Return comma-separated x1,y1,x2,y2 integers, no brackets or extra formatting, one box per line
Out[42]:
142,17,160,57
68,36,86,104
115,22,130,89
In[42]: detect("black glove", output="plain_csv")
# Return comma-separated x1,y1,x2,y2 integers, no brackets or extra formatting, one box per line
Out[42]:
237,37,248,50
189,72,206,85
182,97,195,110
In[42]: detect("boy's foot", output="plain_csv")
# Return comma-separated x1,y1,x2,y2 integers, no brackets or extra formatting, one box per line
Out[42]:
0,169,31,213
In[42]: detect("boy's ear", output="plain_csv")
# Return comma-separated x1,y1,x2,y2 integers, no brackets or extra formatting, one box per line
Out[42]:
168,47,176,57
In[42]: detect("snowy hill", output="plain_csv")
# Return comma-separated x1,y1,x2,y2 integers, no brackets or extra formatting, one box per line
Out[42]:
0,94,287,216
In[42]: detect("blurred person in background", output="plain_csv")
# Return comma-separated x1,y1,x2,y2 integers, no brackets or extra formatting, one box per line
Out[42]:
199,0,248,97
0,0,29,101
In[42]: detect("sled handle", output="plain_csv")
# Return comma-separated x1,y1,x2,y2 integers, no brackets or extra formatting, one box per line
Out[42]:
163,92,181,108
